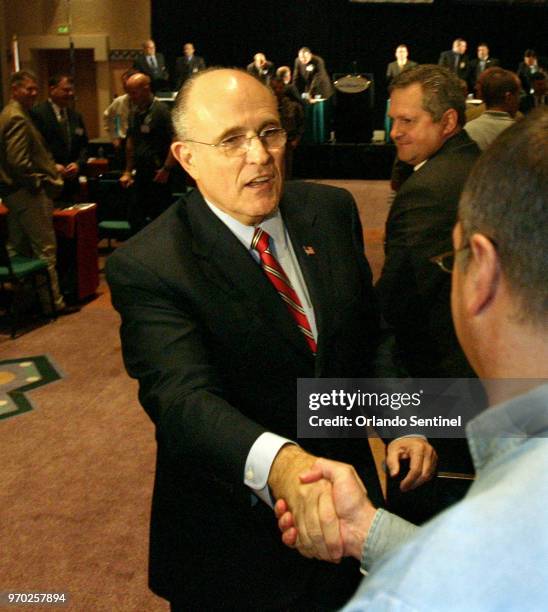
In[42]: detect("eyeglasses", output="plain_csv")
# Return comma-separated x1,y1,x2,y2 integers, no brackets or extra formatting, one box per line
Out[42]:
184,127,287,157
430,237,498,274
430,246,470,274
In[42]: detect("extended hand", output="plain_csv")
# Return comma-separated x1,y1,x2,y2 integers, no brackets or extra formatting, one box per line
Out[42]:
386,437,438,492
63,162,79,179
268,446,343,562
119,171,134,188
275,458,377,561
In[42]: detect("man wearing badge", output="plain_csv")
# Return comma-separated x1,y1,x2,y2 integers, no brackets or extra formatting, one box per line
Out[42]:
120,72,176,235
32,74,88,205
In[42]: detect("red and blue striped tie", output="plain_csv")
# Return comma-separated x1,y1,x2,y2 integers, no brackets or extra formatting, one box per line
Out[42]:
252,227,317,355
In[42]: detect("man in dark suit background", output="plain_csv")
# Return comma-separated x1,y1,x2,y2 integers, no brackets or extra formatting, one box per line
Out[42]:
380,64,480,380
517,49,548,112
438,38,470,83
379,65,480,521
386,44,418,87
133,39,170,92
107,68,435,611
247,52,276,85
293,47,334,100
468,43,500,93
174,42,206,90
31,74,88,204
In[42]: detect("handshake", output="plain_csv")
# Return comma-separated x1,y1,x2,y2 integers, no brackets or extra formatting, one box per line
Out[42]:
268,438,437,563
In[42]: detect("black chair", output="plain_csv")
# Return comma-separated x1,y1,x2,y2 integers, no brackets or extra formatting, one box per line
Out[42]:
0,235,56,338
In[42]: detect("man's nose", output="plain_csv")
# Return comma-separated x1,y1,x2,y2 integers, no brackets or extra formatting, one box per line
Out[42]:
246,136,271,164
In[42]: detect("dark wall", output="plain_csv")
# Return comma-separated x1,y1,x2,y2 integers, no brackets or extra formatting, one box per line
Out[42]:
152,0,546,127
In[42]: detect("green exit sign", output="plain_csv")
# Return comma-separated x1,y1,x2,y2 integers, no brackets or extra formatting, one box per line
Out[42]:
57,24,70,35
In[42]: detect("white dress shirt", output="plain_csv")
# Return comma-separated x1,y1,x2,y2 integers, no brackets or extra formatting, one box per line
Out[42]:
205,200,317,506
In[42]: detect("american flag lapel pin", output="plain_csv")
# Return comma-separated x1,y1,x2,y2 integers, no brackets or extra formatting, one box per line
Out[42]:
303,245,316,256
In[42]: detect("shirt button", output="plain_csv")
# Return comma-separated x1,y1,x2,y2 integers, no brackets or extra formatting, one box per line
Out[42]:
246,468,254,481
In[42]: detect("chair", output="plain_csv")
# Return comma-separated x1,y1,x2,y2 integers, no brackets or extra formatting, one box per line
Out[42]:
0,236,56,338
97,219,131,248
89,171,132,249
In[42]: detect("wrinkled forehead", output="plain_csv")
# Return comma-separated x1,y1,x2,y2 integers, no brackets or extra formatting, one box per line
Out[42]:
188,72,278,132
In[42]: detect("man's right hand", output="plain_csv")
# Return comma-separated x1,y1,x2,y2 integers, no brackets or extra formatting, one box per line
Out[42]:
119,171,134,188
274,458,378,561
268,445,343,563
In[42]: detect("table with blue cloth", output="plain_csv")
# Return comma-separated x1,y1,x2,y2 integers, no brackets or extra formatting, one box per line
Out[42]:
303,98,331,144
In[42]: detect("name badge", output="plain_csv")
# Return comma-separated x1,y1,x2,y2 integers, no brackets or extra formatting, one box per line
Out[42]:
140,124,151,134
75,127,84,136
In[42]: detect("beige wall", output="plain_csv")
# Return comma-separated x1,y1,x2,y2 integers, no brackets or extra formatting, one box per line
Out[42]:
4,0,150,48
1,0,151,137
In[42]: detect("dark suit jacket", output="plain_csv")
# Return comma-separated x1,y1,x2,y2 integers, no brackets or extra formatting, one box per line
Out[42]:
386,60,418,86
247,60,276,84
174,54,206,90
293,54,334,99
133,52,169,89
469,57,500,90
31,101,88,201
438,50,471,83
377,130,480,379
106,181,382,608
31,101,88,169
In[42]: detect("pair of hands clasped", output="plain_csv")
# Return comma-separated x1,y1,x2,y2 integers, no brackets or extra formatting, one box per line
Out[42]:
269,438,437,563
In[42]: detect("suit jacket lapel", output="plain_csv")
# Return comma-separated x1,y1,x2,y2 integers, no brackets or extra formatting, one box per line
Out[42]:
186,190,313,358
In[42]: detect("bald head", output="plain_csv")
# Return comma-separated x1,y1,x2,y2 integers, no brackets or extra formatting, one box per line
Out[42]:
173,68,276,140
170,68,285,226
125,72,153,108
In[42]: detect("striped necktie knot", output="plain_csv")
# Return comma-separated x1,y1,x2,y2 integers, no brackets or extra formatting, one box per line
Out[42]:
252,227,317,355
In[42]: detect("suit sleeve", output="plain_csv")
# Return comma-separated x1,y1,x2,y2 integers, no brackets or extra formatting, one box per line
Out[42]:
75,112,88,168
376,178,451,331
106,250,266,486
4,115,49,193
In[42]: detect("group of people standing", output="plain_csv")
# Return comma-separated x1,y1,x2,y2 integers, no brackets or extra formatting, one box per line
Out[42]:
391,38,546,114
0,71,88,317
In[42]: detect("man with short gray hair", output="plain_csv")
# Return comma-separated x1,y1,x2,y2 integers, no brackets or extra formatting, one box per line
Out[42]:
378,65,481,517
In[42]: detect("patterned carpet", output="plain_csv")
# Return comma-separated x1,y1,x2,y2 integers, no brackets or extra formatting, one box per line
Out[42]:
0,356,62,420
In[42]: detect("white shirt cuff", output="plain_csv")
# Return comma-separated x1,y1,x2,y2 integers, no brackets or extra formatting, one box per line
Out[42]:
244,432,295,507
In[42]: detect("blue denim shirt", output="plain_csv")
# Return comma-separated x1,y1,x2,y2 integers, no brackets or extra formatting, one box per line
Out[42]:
344,383,548,611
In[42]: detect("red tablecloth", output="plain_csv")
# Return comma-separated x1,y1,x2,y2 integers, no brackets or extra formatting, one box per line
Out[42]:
0,203,99,301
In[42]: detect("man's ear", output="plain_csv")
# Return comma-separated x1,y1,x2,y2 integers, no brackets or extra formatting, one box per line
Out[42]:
171,141,199,180
440,108,459,137
464,233,500,317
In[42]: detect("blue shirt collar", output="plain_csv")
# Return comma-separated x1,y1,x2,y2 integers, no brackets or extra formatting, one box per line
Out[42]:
466,383,548,471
